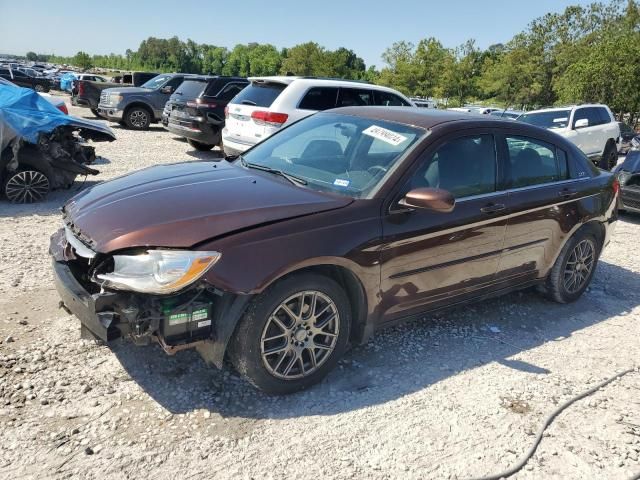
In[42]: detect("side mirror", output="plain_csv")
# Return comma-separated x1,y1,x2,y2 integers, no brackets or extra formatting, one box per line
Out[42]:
161,86,173,94
574,118,589,129
398,187,455,213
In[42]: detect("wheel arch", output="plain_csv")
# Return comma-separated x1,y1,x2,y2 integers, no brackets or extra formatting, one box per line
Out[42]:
204,261,371,370
124,102,153,117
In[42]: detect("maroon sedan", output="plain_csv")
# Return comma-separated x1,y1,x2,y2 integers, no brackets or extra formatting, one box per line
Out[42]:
50,108,618,394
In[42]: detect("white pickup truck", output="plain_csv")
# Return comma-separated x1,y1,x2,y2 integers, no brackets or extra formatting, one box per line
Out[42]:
518,104,621,170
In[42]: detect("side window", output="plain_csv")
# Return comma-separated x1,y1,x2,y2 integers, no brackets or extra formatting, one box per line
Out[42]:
12,71,26,78
506,136,563,188
165,76,183,89
573,107,601,128
218,83,246,101
407,135,496,198
298,87,338,111
596,107,611,124
337,88,373,107
374,91,410,106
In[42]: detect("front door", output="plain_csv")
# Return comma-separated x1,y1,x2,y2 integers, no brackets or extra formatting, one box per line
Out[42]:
379,133,508,323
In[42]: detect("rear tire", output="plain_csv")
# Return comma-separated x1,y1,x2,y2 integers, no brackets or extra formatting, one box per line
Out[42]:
600,142,618,170
187,139,215,151
229,273,351,395
544,229,601,303
124,106,151,130
90,108,101,118
34,84,45,93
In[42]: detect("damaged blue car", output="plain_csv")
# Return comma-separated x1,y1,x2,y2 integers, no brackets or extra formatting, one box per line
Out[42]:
0,84,115,203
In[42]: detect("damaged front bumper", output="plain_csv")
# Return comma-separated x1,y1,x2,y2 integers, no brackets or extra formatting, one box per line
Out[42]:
49,228,250,368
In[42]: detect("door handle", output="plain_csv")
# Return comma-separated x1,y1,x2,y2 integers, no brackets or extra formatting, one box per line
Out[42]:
480,203,506,214
558,188,577,198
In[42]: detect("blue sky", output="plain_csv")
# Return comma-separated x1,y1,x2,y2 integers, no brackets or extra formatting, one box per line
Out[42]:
0,0,595,67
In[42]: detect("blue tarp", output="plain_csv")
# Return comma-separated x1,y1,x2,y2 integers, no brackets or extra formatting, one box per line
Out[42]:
0,85,115,150
60,72,77,92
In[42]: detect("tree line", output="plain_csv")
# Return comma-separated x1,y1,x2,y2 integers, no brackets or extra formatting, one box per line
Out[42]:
29,0,640,124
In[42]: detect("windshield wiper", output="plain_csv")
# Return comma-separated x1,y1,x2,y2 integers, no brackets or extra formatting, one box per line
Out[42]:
241,100,257,106
240,157,307,186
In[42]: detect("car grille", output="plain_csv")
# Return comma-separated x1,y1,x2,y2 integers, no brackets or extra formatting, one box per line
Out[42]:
100,92,109,105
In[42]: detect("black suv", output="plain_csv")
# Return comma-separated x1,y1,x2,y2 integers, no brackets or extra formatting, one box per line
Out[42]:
163,76,248,150
0,68,51,92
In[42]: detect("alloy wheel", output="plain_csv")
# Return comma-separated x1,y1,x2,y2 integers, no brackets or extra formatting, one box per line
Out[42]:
260,290,340,380
5,170,50,203
129,110,148,128
563,239,595,293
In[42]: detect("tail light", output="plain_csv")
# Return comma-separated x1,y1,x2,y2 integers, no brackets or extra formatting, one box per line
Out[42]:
612,177,620,195
224,106,229,119
78,82,85,96
251,110,288,127
57,103,68,115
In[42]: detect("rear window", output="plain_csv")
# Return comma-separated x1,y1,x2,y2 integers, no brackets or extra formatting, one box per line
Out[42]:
175,80,208,99
231,82,286,107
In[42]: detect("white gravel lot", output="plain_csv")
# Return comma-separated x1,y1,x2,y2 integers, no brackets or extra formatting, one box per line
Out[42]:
0,97,638,480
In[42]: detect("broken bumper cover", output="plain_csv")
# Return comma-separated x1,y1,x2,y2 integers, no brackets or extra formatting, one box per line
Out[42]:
52,258,120,341
49,229,251,367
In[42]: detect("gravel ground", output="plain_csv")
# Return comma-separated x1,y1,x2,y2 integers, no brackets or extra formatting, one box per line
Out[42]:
0,97,639,480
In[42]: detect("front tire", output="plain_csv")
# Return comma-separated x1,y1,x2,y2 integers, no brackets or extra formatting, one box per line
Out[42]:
124,106,151,130
90,108,101,118
229,273,351,394
545,230,600,303
600,142,618,170
187,139,215,151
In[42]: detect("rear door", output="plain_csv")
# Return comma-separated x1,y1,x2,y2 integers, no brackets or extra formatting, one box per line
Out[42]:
225,80,288,145
497,133,580,284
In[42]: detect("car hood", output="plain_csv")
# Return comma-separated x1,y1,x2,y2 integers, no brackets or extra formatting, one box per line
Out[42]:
63,161,353,252
106,86,153,95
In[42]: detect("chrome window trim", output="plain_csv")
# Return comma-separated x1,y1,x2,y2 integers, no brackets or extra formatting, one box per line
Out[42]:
454,177,590,203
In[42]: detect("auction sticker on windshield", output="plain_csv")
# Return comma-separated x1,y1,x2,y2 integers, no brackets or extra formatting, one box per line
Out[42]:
363,125,407,146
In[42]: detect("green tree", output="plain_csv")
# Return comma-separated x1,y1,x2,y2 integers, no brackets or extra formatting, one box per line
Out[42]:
25,51,37,62
73,51,92,70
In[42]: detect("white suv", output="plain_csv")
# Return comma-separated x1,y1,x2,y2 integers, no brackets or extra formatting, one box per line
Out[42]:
221,77,414,155
518,104,621,170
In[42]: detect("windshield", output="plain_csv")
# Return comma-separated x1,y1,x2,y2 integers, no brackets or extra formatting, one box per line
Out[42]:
240,113,424,198
141,74,171,90
518,110,571,129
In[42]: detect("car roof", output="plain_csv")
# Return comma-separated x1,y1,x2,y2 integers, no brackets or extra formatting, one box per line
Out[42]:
325,106,494,129
525,104,609,114
248,76,378,89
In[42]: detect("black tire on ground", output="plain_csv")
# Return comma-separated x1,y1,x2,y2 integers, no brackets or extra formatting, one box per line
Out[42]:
544,229,601,304
90,108,101,118
34,84,45,93
124,106,151,130
600,142,618,170
187,139,215,151
229,273,351,395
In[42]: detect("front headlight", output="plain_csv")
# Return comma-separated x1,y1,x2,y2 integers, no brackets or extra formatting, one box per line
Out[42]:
109,94,123,105
96,250,221,294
